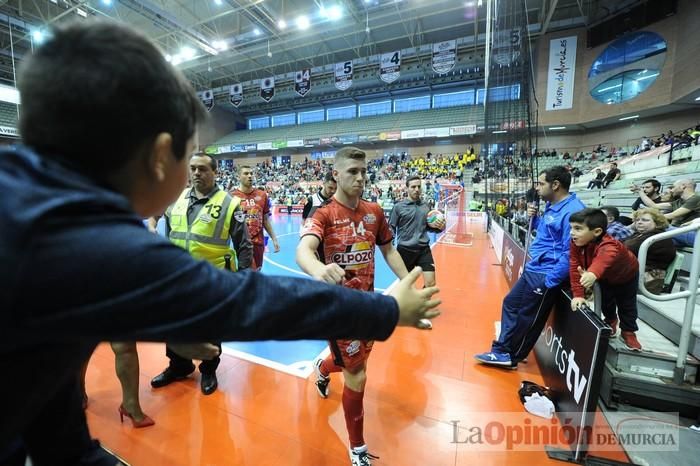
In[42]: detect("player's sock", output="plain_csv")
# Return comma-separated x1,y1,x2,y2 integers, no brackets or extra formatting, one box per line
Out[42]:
342,385,365,448
320,355,341,377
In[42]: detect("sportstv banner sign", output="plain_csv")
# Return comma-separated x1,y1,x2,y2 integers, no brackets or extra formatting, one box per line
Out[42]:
545,36,577,111
295,69,311,96
260,77,275,102
230,84,243,107
200,89,214,111
380,51,401,83
335,61,353,91
432,40,456,74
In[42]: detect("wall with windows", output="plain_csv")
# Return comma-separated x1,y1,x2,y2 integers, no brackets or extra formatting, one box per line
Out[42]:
245,84,521,130
536,6,699,128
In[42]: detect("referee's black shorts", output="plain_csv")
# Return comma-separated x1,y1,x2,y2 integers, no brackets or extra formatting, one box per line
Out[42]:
397,244,435,272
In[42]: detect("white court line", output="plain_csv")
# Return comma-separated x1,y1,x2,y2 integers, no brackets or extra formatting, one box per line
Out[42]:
221,345,330,379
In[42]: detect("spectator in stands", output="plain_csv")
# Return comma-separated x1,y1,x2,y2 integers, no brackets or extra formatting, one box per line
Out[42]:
571,167,583,183
602,162,621,188
588,169,605,189
624,209,677,294
601,206,631,242
569,208,642,351
631,179,662,211
641,136,650,152
633,179,699,247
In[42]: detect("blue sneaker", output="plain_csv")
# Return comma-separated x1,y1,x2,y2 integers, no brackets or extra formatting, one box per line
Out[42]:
474,351,516,368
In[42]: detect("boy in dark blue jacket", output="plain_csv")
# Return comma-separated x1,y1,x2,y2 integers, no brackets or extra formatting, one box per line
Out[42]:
475,166,585,368
0,21,440,466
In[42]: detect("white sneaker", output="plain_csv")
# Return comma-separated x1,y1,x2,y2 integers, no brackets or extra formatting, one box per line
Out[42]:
349,446,379,466
313,358,330,398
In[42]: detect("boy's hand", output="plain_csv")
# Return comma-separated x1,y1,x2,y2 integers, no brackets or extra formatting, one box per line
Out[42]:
577,266,597,289
570,297,587,312
390,267,441,328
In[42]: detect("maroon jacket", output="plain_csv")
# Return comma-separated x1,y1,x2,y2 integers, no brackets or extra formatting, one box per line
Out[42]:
569,234,639,298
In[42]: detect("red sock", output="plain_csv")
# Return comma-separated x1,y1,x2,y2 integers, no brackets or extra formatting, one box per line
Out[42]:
319,355,342,377
342,385,365,448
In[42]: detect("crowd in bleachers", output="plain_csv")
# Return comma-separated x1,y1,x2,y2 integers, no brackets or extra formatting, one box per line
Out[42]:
214,149,474,209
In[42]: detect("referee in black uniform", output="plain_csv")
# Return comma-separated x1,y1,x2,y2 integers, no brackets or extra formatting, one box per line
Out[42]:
389,176,446,329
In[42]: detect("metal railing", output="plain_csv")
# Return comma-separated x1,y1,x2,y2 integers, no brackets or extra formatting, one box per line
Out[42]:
637,223,700,384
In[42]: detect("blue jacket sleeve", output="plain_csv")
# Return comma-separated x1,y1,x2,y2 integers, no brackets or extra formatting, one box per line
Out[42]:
544,215,573,288
9,221,399,345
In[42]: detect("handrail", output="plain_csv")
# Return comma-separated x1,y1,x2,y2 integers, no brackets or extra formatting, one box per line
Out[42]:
637,223,700,300
637,222,700,384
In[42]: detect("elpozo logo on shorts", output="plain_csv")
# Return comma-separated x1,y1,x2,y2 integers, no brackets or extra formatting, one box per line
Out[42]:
331,241,373,270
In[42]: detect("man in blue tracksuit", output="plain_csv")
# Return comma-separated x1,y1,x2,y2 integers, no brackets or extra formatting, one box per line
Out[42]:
475,166,585,368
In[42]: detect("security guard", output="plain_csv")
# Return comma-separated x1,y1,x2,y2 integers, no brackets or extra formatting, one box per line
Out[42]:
151,153,252,395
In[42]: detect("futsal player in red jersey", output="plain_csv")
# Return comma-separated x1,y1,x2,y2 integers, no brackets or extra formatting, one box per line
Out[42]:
297,147,439,466
231,165,280,270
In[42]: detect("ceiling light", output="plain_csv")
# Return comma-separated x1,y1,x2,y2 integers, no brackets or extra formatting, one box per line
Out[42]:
465,1,475,6
296,15,310,30
212,40,228,51
492,130,507,134
322,5,343,21
32,30,44,43
549,126,566,130
695,96,700,101
164,54,172,62
253,28,261,36
214,0,223,5
101,0,113,5
76,8,88,18
619,115,639,121
277,19,287,29
180,46,196,59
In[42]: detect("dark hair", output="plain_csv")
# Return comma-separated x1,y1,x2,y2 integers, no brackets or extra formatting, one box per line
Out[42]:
642,179,661,192
600,205,619,221
406,175,422,187
192,153,217,171
570,208,608,234
539,165,571,190
323,171,336,183
18,20,206,175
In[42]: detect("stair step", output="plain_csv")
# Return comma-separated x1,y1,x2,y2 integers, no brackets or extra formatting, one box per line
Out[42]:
606,320,699,382
637,295,700,359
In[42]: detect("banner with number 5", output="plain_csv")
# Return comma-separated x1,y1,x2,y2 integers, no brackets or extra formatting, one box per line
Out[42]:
335,61,353,91
380,51,400,83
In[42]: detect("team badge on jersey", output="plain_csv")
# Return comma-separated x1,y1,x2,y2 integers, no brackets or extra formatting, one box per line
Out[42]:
362,213,376,224
234,210,246,223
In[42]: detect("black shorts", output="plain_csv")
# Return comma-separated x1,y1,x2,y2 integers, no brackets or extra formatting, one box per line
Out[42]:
397,245,435,272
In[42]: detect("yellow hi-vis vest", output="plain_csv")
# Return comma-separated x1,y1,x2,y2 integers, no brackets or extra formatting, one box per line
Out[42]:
168,189,241,271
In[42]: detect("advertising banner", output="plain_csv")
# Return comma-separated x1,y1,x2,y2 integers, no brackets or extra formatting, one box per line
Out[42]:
295,68,311,96
380,51,401,83
545,36,577,111
229,84,243,107
260,76,275,102
432,40,457,74
335,61,353,91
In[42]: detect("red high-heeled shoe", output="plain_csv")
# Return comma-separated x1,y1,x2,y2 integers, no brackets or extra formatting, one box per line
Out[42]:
118,405,155,428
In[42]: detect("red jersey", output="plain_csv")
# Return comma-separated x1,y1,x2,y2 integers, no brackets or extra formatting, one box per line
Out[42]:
301,198,393,291
231,188,270,245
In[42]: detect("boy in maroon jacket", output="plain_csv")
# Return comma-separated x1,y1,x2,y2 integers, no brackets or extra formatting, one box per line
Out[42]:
569,208,642,351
